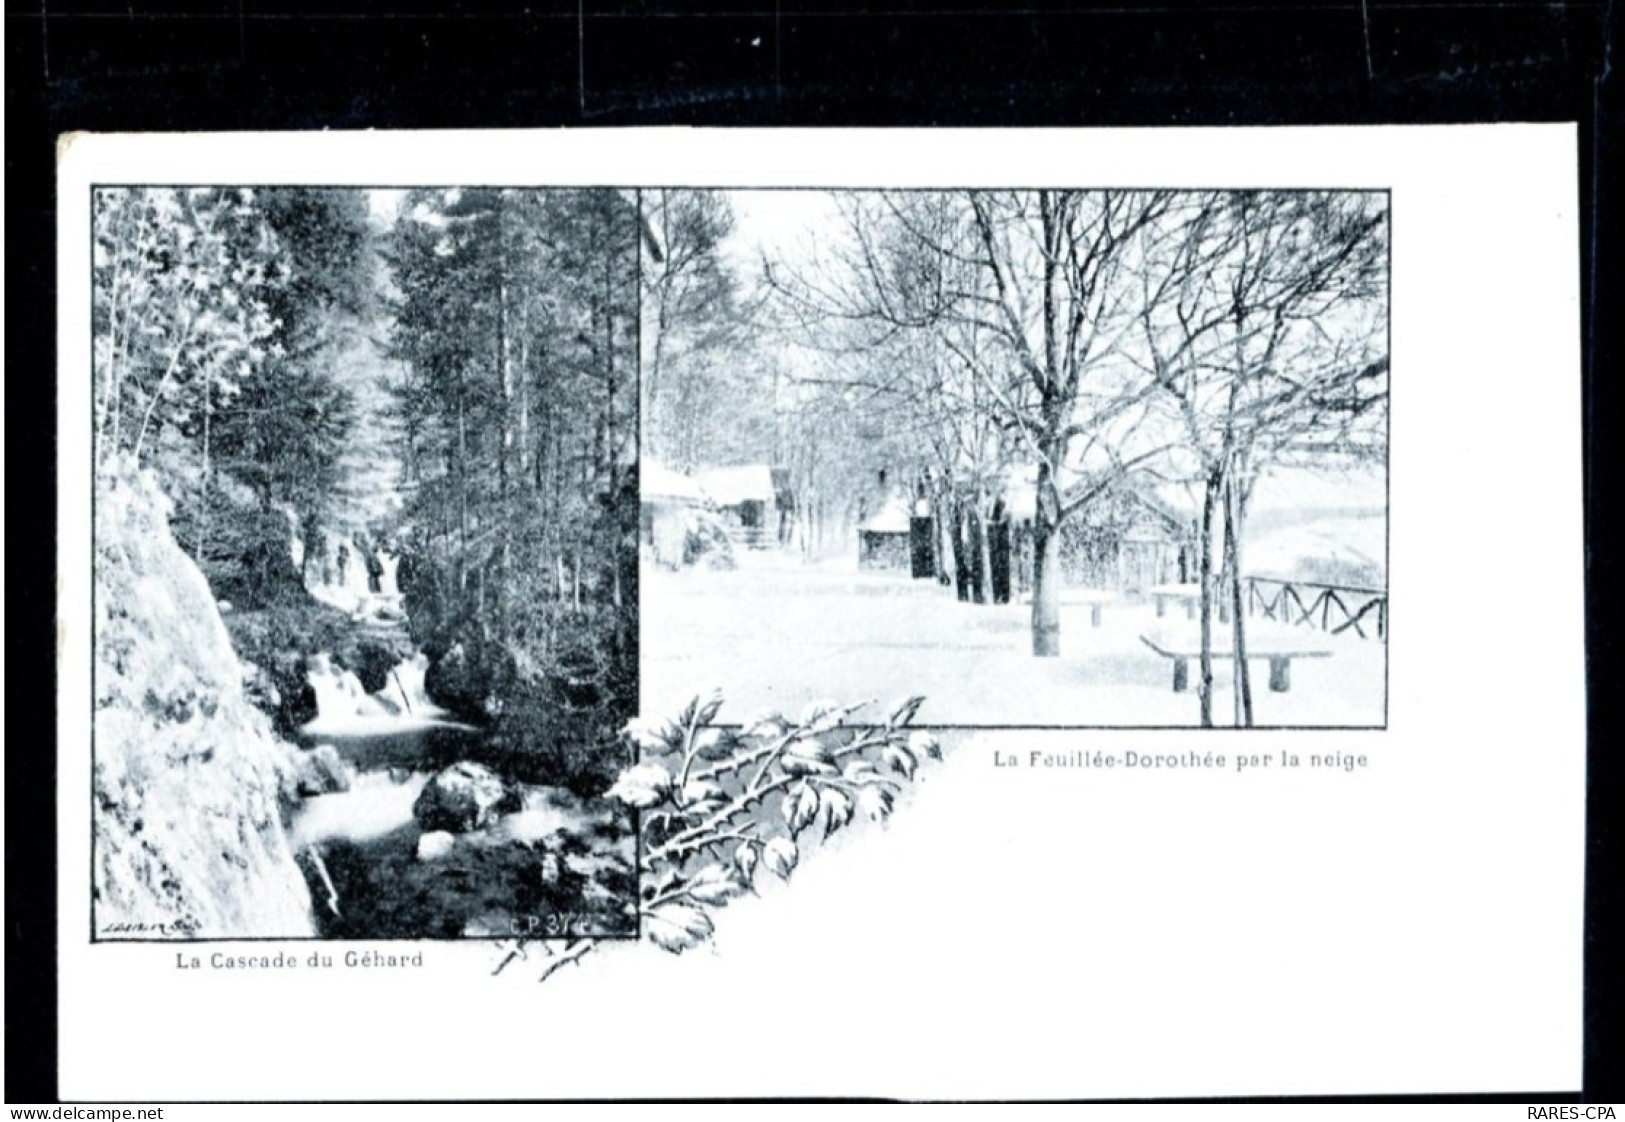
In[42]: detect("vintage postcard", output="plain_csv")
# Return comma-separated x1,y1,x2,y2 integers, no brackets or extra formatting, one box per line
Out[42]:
639,186,1389,729
56,127,1584,1100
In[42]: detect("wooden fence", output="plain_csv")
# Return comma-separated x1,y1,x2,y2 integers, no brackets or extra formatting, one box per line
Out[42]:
1245,576,1387,641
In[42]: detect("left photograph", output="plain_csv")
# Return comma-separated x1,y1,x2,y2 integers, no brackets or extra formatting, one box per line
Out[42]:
90,187,642,941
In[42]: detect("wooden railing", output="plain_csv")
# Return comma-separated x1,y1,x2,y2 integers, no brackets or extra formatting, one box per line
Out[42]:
1246,576,1387,641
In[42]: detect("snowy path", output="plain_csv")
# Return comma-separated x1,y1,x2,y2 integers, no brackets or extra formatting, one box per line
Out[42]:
641,550,1386,727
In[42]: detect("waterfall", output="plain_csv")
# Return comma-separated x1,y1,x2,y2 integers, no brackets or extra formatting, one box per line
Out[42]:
283,506,306,573
340,540,372,600
379,652,441,718
303,531,405,622
296,530,453,734
378,552,402,599
305,653,390,721
302,652,455,735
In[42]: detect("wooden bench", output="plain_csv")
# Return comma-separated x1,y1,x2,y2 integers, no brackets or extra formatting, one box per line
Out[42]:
1148,583,1201,620
1139,634,1332,693
1019,588,1114,627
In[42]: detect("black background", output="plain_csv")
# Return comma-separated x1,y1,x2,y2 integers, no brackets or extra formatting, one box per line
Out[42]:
7,0,1619,1104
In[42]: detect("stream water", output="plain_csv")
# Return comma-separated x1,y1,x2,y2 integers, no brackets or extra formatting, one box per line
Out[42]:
285,652,637,940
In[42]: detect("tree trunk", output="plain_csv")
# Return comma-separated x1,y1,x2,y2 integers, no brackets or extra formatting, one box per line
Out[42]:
1227,467,1254,727
97,259,126,467
109,370,124,466
1196,466,1222,727
498,269,514,638
603,229,619,485
499,280,512,497
975,501,995,605
1031,510,1061,657
517,332,530,477
933,492,952,584
532,353,548,492
648,297,669,465
456,389,470,591
950,498,971,602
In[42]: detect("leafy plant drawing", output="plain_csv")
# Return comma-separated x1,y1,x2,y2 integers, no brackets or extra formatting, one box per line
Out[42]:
493,692,939,981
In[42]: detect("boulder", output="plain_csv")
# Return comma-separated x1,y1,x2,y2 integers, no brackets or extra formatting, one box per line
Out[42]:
415,831,456,862
344,640,400,695
369,600,408,624
411,761,517,833
292,745,354,797
423,640,517,723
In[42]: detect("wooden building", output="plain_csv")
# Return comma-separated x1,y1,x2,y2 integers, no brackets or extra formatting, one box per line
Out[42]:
694,464,781,549
1003,464,1199,597
857,490,916,571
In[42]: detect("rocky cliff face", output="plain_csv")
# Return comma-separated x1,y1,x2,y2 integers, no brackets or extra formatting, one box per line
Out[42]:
94,464,315,939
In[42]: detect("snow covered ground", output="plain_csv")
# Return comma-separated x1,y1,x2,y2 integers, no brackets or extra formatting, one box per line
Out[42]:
641,548,1386,727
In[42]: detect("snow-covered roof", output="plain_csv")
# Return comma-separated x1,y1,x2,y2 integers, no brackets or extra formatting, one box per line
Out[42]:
641,461,708,504
695,464,777,506
859,492,914,534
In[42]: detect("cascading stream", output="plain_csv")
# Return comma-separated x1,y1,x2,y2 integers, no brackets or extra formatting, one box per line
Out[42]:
301,651,449,736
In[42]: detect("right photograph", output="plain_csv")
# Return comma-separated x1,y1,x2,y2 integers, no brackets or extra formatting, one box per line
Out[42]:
639,189,1389,729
